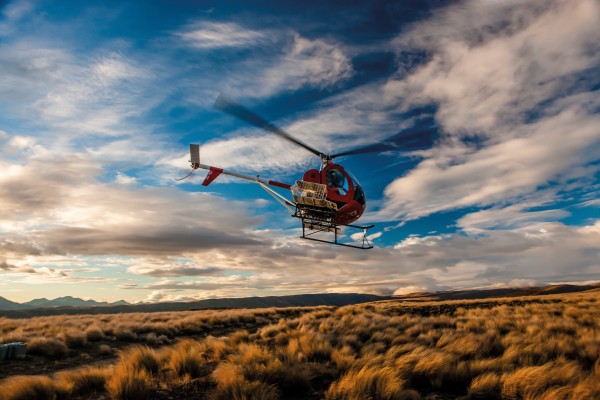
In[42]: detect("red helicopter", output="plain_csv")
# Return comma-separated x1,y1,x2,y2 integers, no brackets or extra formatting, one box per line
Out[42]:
185,95,434,249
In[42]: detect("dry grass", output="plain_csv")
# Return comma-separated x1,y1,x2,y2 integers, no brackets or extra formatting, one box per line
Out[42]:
26,337,68,359
211,380,279,400
325,365,419,400
1,292,600,399
0,306,319,359
0,375,55,400
106,363,152,400
54,367,108,398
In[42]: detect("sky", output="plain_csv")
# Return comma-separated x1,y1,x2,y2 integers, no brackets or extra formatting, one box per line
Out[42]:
0,0,599,303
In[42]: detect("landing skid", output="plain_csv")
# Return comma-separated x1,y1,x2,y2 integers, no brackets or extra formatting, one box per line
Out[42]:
292,206,374,249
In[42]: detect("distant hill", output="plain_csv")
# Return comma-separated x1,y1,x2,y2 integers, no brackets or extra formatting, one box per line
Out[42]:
0,296,130,311
22,296,129,309
3,283,597,319
394,283,600,301
0,293,384,318
0,296,26,310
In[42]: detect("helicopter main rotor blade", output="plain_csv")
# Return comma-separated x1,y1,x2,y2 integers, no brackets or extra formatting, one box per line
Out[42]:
330,120,437,159
214,94,325,158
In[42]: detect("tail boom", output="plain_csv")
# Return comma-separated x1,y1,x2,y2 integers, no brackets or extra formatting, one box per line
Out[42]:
190,143,290,189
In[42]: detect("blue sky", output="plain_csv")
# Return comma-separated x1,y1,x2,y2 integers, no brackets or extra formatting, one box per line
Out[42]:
1,0,599,303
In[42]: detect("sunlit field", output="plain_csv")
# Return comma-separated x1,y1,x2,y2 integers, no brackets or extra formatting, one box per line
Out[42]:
1,292,600,399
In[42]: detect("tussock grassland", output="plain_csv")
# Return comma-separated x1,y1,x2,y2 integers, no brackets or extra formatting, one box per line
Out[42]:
0,306,318,360
1,292,600,399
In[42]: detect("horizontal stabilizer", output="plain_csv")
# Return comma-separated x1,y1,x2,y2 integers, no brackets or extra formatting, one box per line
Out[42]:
202,167,223,186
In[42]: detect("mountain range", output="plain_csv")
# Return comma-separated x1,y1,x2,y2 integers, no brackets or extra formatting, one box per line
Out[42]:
0,293,384,318
0,296,129,311
1,283,598,318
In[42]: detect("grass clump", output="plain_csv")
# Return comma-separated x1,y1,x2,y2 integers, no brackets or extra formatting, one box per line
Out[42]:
105,364,152,400
211,379,279,400
326,365,419,400
27,337,68,359
0,375,55,400
54,367,108,398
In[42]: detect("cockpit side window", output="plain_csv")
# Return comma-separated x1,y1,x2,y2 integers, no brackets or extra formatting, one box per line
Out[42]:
354,185,366,206
346,171,365,206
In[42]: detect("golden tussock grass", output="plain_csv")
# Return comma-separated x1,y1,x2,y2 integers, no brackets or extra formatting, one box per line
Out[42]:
26,337,68,359
210,379,279,400
168,340,212,379
468,372,501,399
325,365,419,400
2,292,600,399
0,375,55,400
0,305,327,358
105,363,152,400
122,345,160,375
53,367,108,398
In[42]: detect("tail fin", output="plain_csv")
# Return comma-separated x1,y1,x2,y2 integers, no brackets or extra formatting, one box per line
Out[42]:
190,144,200,168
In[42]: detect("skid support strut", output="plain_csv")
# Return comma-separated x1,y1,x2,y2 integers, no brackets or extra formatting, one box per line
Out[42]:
293,205,374,249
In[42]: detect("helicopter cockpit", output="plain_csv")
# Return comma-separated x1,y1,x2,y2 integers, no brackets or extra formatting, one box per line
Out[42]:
326,169,348,195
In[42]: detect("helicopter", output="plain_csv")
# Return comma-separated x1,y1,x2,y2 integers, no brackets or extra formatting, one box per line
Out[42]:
185,94,436,249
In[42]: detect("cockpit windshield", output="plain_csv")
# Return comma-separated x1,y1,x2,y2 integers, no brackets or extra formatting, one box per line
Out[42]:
326,168,348,195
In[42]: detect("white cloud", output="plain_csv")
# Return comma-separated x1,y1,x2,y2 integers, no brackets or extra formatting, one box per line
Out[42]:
392,285,428,296
457,202,569,234
374,0,600,221
33,52,154,136
253,33,353,96
0,150,266,262
179,28,353,103
179,21,265,49
115,172,136,185
111,217,600,299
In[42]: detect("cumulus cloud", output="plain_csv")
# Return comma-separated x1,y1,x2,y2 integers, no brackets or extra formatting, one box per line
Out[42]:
375,0,600,221
112,217,600,300
0,149,266,263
